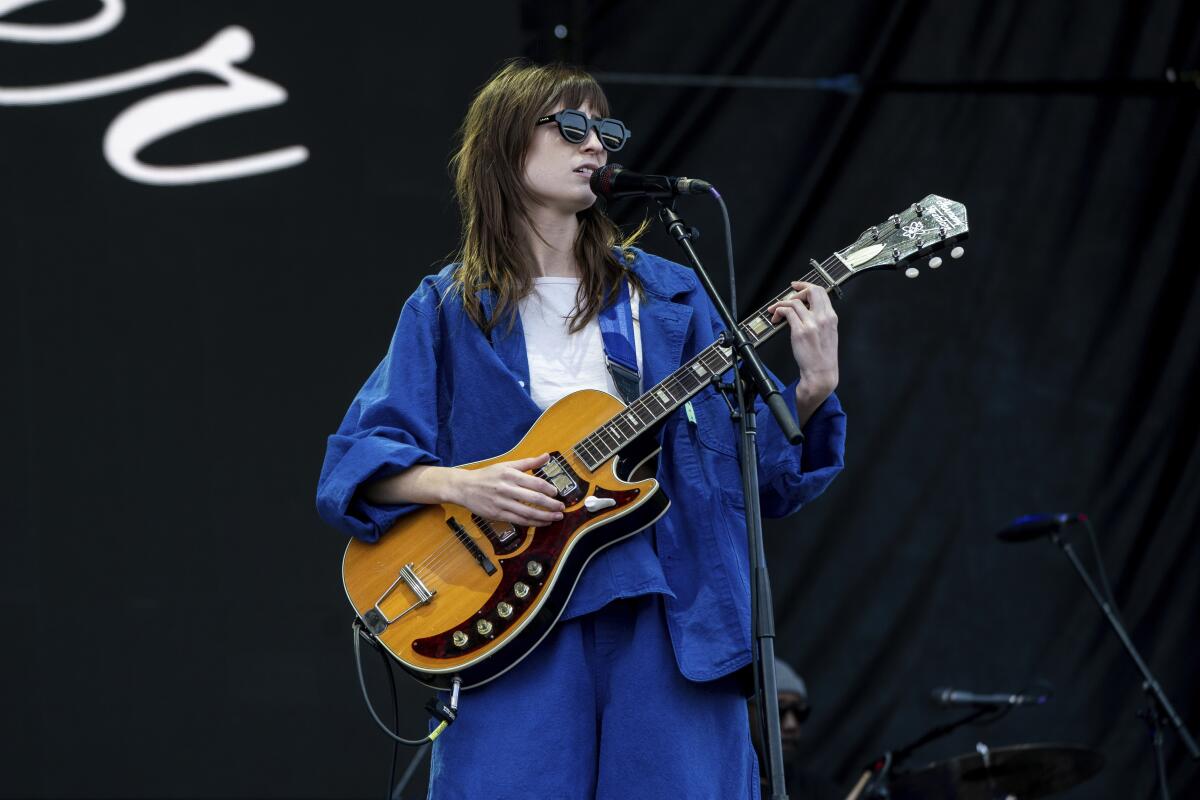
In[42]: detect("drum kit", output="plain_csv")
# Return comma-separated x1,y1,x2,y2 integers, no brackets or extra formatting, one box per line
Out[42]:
876,742,1104,800
833,512,1199,799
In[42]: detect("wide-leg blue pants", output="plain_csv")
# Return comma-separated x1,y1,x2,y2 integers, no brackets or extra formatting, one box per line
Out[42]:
427,593,760,799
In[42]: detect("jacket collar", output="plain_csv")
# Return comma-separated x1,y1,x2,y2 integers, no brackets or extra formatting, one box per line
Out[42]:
625,248,694,300
474,248,696,394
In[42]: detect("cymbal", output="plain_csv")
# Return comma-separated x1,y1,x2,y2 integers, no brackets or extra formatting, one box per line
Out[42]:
888,742,1104,799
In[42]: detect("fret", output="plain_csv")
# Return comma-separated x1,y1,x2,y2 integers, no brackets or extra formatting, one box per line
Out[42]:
676,368,701,393
701,347,731,376
743,311,773,341
572,250,853,470
608,421,629,446
626,404,645,425
614,413,638,437
597,427,619,450
643,394,662,416
583,436,603,459
573,441,595,465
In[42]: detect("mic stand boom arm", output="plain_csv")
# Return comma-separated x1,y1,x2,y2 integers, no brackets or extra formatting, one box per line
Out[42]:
1049,529,1199,800
657,203,805,445
656,199,802,800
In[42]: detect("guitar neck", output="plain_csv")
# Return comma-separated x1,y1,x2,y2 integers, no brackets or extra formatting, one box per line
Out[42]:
571,254,853,470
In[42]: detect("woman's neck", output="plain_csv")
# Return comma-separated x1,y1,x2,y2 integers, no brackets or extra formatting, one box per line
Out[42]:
524,206,582,278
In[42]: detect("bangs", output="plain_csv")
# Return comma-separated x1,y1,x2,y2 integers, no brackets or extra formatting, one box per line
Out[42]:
546,76,610,118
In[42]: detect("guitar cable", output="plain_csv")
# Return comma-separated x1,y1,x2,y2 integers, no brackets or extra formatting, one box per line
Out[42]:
351,618,462,748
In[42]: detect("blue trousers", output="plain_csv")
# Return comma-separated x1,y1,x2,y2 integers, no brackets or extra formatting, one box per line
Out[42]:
427,594,760,799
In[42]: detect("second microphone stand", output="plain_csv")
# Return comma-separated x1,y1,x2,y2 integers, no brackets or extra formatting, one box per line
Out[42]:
1048,526,1199,799
656,199,805,800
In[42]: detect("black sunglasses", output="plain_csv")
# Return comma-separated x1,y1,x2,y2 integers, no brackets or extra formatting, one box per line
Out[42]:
535,108,632,152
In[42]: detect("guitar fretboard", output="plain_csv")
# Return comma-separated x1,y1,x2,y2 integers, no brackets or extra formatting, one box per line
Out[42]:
571,253,853,470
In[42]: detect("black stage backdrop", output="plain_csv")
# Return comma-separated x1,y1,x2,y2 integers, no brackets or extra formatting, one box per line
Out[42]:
3,2,1197,798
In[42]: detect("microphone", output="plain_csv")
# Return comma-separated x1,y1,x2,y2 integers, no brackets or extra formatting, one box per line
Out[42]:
590,164,713,199
995,512,1087,543
930,687,1050,708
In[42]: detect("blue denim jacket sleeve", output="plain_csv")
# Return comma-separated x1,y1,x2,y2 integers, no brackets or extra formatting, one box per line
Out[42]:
697,297,847,518
756,384,846,518
316,290,444,542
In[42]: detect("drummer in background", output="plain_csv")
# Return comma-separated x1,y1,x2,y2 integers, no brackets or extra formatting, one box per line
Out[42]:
747,658,841,800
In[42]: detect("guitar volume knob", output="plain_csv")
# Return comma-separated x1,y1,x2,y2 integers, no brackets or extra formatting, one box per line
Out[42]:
497,602,514,619
452,630,469,648
513,582,530,598
527,561,544,578
475,619,493,636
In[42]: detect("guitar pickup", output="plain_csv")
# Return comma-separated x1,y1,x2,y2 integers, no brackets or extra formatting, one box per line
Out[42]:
447,517,497,575
538,452,585,505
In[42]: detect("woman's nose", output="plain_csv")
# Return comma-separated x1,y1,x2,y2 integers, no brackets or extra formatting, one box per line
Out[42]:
579,128,604,153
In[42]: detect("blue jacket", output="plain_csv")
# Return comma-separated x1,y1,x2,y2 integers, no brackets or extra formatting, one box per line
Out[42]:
317,248,846,681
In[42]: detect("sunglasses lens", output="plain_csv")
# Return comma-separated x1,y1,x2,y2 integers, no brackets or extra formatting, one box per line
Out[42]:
598,120,627,151
558,111,588,143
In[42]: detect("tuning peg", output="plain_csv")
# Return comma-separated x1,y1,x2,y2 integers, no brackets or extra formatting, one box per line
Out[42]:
928,256,943,269
905,267,920,279
951,246,965,259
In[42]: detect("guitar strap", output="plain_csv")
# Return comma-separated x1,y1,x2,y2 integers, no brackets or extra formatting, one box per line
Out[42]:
597,280,641,403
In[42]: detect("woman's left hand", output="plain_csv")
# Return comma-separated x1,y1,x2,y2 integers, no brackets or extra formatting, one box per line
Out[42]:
766,281,839,427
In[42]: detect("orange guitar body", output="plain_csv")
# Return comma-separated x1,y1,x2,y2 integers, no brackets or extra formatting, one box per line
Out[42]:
339,193,970,690
341,389,670,689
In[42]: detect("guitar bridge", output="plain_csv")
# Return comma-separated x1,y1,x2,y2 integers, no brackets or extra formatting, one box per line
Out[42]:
363,562,435,634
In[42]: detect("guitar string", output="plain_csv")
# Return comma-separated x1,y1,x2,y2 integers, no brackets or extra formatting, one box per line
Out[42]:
385,221,956,622
383,227,944,630
575,260,838,466
390,260,848,613
410,452,578,581
414,257,843,582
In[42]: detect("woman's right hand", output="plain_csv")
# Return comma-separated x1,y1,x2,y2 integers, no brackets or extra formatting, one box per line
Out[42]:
450,453,565,527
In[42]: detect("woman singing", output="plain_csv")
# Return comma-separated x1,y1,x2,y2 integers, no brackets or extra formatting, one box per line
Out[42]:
317,58,845,799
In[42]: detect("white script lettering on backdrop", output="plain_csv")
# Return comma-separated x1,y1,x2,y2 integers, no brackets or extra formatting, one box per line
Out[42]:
0,0,309,186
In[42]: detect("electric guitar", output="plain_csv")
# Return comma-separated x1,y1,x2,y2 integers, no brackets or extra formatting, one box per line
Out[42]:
343,195,969,689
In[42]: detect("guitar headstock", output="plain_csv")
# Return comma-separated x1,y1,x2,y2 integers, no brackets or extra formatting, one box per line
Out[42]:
833,194,969,280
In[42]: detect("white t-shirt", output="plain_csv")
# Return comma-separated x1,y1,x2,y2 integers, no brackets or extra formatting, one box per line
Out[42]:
518,277,644,410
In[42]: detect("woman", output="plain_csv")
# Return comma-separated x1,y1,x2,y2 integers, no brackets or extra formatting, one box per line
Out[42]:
317,59,845,800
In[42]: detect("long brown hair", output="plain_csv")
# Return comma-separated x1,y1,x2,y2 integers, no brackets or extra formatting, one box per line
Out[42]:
449,58,644,334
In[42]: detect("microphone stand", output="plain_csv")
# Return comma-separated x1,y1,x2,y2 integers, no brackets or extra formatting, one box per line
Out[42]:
1048,528,1199,799
656,199,805,800
852,706,998,798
